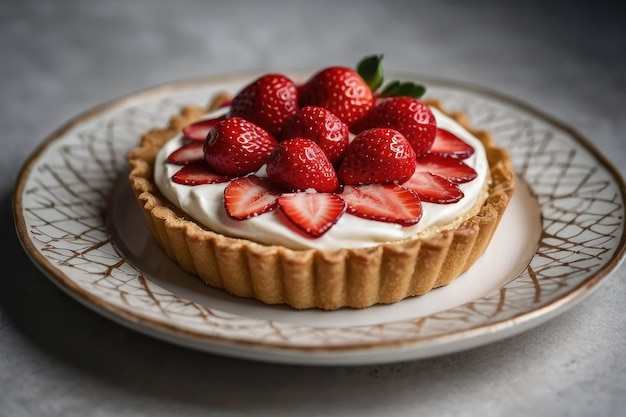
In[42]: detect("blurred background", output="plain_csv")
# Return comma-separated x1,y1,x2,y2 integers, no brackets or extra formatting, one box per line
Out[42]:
3,0,625,171
1,1,625,416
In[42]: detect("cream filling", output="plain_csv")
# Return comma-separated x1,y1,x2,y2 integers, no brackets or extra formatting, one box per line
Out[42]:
154,107,489,250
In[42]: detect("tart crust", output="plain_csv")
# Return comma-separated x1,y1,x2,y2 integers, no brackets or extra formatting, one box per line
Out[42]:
128,93,515,310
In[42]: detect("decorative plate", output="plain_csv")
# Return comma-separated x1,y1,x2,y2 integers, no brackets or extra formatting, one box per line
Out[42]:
14,73,626,365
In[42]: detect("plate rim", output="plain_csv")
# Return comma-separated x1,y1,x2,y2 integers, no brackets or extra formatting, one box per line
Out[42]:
13,72,626,364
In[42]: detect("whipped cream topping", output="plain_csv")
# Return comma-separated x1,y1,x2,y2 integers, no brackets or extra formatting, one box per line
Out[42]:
154,107,489,250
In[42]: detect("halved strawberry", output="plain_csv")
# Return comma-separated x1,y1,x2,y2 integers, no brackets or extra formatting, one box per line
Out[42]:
182,115,226,141
277,192,346,238
223,176,280,219
204,117,278,177
337,127,416,185
228,73,298,138
351,97,437,156
280,106,349,166
171,161,230,185
414,154,477,184
167,141,205,165
341,184,422,225
429,128,474,159
266,138,339,193
402,171,464,204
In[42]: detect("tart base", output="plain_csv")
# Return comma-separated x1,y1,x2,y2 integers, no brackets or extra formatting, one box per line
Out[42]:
128,95,515,310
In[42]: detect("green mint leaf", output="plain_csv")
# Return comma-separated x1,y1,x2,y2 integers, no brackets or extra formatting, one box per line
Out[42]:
380,80,426,99
380,80,401,96
356,54,384,91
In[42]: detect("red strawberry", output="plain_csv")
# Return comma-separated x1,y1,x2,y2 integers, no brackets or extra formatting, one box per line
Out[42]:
341,184,422,225
266,138,339,193
171,161,230,185
298,66,374,127
337,127,416,185
167,141,205,165
414,154,477,184
277,192,346,238
204,117,277,177
182,115,226,141
402,171,464,204
280,106,349,165
223,176,280,219
228,73,298,138
429,128,474,159
351,97,437,156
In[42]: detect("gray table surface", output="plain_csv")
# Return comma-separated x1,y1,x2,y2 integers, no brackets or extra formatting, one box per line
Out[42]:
2,0,625,416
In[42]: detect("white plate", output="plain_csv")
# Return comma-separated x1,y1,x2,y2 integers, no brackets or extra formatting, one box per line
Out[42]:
14,73,626,365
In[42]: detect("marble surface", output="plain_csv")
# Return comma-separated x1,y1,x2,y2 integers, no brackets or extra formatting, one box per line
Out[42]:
2,0,625,415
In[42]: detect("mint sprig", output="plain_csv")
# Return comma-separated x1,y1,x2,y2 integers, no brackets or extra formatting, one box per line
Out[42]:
357,54,385,91
379,80,426,99
356,54,426,100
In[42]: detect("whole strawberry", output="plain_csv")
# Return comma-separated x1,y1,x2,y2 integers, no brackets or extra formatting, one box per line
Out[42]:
266,138,339,193
338,127,416,185
351,97,437,156
228,73,298,138
204,117,277,177
280,106,349,165
298,66,374,127
298,54,428,130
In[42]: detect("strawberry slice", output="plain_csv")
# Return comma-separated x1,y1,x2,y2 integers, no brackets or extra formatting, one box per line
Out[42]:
182,115,226,141
277,192,346,238
429,128,474,159
341,184,422,225
167,141,205,165
223,176,280,219
171,161,230,185
415,154,477,184
402,171,464,204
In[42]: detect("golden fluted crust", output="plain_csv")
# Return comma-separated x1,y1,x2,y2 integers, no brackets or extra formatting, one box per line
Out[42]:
127,95,515,310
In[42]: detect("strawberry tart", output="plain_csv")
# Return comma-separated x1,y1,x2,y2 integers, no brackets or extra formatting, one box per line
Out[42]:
128,55,515,310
